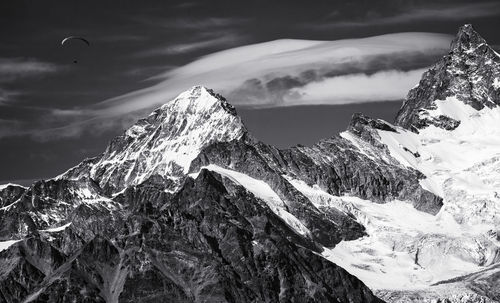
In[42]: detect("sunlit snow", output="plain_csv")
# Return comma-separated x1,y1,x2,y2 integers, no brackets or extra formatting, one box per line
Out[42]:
39,222,72,233
190,165,311,237
59,86,246,194
287,98,500,290
0,183,26,191
0,239,21,252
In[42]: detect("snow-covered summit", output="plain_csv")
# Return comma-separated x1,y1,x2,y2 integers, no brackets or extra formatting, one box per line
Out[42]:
395,24,500,132
61,86,247,193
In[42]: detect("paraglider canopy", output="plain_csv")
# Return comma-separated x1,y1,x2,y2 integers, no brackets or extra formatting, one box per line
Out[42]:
61,36,90,63
61,36,90,46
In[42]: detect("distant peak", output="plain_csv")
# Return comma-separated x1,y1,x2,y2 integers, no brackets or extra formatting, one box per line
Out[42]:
450,23,487,53
160,85,238,117
77,86,247,194
394,24,500,131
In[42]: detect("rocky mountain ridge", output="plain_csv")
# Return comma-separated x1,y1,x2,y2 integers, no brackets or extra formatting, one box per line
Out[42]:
395,24,500,131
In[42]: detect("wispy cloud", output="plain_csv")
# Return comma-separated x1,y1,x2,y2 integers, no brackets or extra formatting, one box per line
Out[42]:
0,89,21,105
0,57,61,82
310,2,500,29
0,58,61,105
135,32,245,57
5,32,452,140
100,32,451,113
130,15,249,57
0,118,27,138
124,65,177,80
172,2,199,10
96,34,146,42
284,69,427,105
132,16,249,30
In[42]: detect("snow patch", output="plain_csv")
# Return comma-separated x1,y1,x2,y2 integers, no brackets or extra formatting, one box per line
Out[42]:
340,131,379,161
0,183,26,191
0,239,21,252
493,78,500,90
39,222,72,233
0,197,22,211
190,165,311,237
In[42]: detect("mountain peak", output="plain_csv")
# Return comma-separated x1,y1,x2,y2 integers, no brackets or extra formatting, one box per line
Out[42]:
449,24,487,52
161,85,238,117
395,24,500,132
61,86,247,194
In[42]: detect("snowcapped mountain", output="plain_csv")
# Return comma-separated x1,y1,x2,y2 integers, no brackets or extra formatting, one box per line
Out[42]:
396,24,500,131
0,86,382,302
321,24,500,302
58,86,247,194
0,24,499,302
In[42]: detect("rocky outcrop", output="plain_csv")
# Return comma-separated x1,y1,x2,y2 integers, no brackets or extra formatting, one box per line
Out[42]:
0,184,25,208
395,24,500,132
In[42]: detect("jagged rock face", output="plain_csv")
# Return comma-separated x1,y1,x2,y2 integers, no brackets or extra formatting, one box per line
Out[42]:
395,24,500,131
60,86,247,195
0,170,382,303
0,178,118,240
190,137,367,247
0,184,25,208
191,122,442,218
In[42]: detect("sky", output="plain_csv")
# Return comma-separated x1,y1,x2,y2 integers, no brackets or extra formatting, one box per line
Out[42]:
1,0,500,185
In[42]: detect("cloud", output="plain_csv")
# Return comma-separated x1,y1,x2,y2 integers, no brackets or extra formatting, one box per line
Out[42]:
313,2,500,29
0,89,21,105
97,34,146,42
131,15,248,58
0,57,60,82
132,16,249,30
0,58,61,105
8,32,452,140
284,69,427,105
136,32,244,57
0,118,27,138
95,32,451,114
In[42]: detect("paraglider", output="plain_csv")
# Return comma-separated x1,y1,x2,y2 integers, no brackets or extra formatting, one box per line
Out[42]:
61,36,90,63
61,36,90,46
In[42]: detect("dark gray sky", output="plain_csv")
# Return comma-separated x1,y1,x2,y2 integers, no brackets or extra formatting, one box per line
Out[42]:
1,0,500,185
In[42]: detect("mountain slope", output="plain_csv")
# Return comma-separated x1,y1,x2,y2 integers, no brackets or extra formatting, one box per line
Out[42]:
0,87,386,301
320,24,500,301
59,86,247,195
0,169,382,302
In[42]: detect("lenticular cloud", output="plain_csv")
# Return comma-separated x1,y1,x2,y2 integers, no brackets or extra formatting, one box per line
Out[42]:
91,32,452,116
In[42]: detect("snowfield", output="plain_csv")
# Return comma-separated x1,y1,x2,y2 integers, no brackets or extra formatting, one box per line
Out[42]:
378,97,500,227
287,98,500,291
